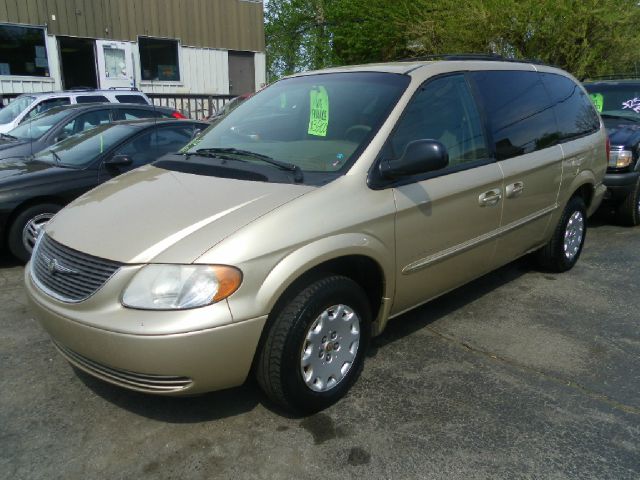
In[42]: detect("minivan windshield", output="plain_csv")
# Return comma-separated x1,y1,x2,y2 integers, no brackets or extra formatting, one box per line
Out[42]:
0,96,35,125
584,83,640,121
181,72,410,182
8,108,72,140
34,124,136,168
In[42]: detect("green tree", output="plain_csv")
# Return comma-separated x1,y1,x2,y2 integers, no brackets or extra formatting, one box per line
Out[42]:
265,0,640,80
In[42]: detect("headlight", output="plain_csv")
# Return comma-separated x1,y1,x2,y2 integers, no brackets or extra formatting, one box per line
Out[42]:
608,149,633,168
122,264,242,310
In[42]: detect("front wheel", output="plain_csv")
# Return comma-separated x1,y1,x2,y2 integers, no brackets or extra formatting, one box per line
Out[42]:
256,275,371,414
535,196,587,272
615,176,640,227
8,203,61,263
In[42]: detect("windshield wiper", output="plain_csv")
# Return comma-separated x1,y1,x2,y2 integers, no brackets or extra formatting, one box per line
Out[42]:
192,147,304,183
0,133,17,141
601,113,640,123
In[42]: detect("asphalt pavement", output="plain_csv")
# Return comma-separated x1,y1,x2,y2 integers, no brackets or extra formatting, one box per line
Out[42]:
1,214,638,479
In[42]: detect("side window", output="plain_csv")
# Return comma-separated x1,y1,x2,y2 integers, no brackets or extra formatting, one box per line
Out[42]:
389,74,488,168
470,71,558,161
27,97,71,119
154,126,195,155
113,107,155,120
61,109,111,137
76,95,109,104
111,129,157,168
115,94,148,105
540,73,600,141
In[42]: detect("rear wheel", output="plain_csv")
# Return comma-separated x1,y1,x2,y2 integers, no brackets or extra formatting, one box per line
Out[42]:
256,275,371,414
615,177,640,226
8,203,61,263
535,196,586,272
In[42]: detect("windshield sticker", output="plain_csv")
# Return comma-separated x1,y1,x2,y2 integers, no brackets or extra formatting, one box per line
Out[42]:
589,93,603,112
622,97,640,114
308,86,329,137
99,134,104,153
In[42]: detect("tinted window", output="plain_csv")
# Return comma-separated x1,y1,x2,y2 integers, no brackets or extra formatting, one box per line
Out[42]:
115,94,148,105
583,83,640,118
35,124,137,167
9,108,73,140
60,109,111,137
113,107,155,120
113,126,193,168
389,74,488,167
26,97,71,120
76,95,109,104
470,71,558,160
541,74,599,141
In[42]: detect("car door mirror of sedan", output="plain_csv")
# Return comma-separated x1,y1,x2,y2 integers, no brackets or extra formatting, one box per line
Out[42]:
379,140,449,179
55,132,70,143
104,154,133,169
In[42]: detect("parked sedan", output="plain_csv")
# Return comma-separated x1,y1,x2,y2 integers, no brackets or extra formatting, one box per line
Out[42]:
0,119,206,261
0,103,186,161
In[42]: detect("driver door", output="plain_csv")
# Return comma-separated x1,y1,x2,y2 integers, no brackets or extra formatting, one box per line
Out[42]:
389,74,504,314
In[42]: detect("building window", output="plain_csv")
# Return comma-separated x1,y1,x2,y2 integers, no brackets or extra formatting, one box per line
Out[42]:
139,37,180,82
0,24,49,77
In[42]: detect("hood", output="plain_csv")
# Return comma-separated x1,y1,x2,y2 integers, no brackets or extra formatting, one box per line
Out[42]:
0,157,57,182
0,139,32,159
45,164,314,263
605,123,640,149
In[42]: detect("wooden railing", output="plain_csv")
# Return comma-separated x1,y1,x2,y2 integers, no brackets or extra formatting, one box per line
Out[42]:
1,93,237,120
148,93,236,120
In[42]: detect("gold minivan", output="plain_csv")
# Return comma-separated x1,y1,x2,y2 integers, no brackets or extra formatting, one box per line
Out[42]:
25,59,607,413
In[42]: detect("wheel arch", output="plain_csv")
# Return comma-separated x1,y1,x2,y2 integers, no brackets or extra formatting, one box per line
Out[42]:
4,195,66,243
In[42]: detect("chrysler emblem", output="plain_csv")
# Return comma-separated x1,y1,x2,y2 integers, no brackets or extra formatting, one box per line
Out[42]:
43,255,78,276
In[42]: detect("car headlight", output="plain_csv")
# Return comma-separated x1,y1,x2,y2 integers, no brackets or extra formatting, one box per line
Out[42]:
608,149,633,168
122,264,242,310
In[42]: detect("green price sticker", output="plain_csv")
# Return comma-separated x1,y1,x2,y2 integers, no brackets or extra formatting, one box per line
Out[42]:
589,93,603,113
308,86,329,137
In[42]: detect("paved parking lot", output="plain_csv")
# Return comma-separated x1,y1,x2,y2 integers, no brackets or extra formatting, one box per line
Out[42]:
1,216,639,480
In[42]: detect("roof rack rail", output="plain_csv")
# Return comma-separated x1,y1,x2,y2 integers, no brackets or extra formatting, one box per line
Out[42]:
107,86,140,91
584,74,640,81
398,53,549,66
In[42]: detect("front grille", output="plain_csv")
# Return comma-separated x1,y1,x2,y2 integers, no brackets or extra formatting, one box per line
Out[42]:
31,234,123,302
54,341,193,393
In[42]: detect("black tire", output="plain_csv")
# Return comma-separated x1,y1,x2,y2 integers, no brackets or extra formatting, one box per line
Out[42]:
256,275,371,414
7,203,61,263
535,196,587,273
615,176,640,227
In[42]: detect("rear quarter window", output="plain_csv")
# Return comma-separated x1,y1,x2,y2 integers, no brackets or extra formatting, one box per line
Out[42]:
115,94,148,105
540,73,600,141
470,70,558,160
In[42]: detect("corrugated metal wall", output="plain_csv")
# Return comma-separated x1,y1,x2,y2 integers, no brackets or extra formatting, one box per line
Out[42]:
0,0,264,52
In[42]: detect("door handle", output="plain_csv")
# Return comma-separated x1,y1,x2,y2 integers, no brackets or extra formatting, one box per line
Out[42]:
506,181,524,198
478,188,502,207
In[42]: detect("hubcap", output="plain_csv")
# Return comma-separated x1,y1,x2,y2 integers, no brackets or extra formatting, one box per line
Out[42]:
563,211,584,260
300,304,360,392
22,213,54,254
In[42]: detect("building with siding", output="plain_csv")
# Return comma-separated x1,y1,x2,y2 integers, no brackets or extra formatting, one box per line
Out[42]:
0,0,265,98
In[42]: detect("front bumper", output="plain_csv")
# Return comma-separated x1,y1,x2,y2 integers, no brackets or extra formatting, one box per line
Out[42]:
25,268,267,395
603,171,640,202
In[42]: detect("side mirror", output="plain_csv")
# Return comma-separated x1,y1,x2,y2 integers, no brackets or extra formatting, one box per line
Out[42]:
104,154,133,169
55,132,70,143
379,140,449,179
